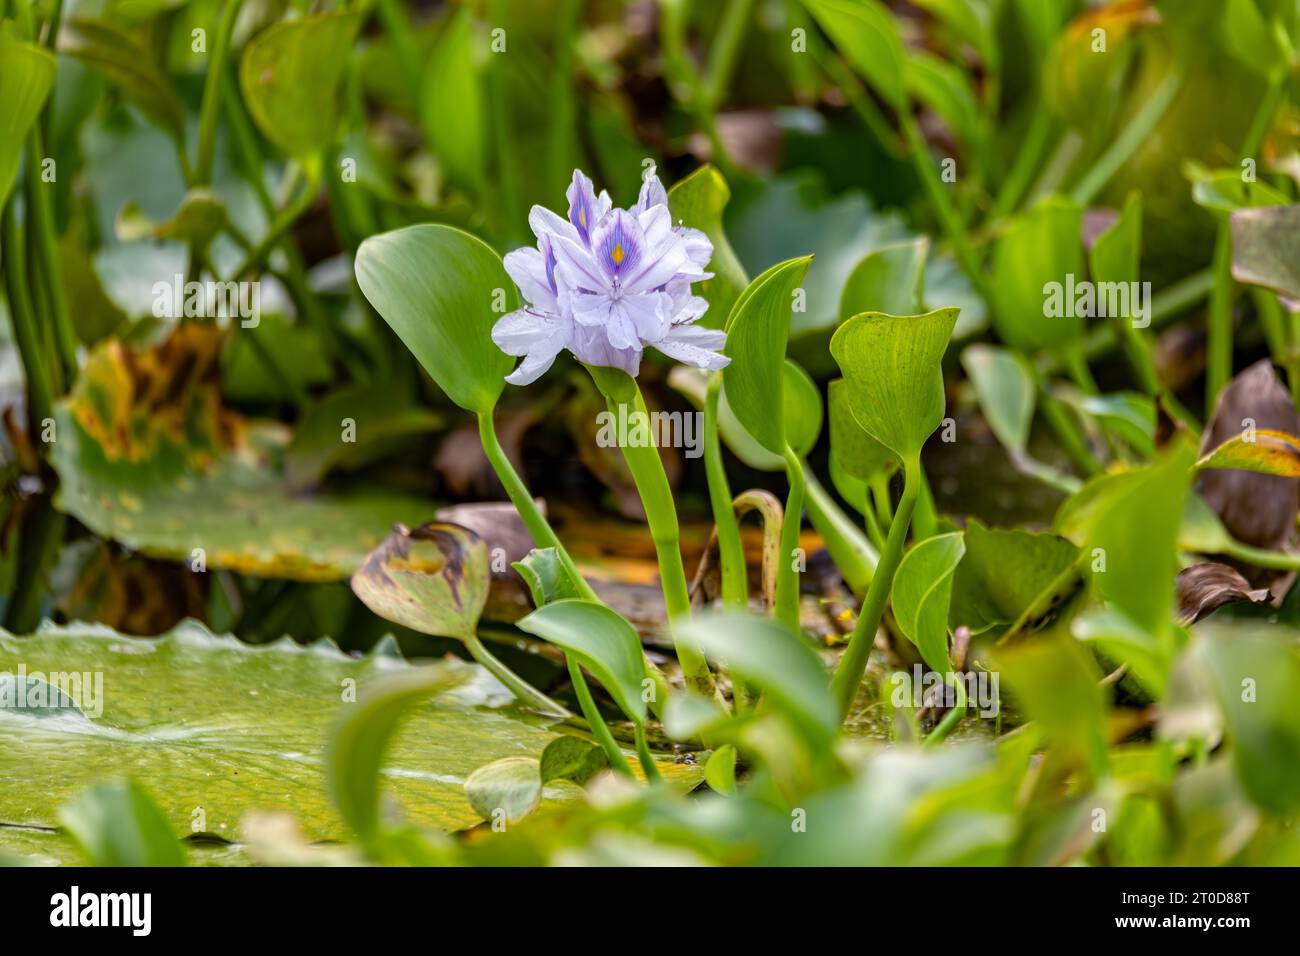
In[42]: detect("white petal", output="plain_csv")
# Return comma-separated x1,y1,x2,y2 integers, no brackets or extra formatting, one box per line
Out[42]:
552,234,609,292
502,247,556,310
529,205,580,246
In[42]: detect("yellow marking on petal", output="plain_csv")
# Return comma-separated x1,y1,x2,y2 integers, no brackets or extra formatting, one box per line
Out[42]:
612,243,625,265
579,208,587,228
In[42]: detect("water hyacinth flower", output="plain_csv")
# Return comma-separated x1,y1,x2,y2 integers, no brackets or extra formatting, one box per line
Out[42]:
491,167,730,385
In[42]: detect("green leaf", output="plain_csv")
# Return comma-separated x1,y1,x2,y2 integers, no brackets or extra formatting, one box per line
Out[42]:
949,521,1080,636
51,331,436,581
239,11,361,157
512,547,581,607
1091,191,1141,286
1056,441,1196,637
0,23,55,208
913,0,996,69
1196,623,1300,815
667,165,749,327
830,307,959,461
351,523,489,641
828,378,896,504
991,197,1084,352
59,780,187,867
995,637,1108,779
1193,428,1300,476
60,17,185,142
892,532,965,672
782,359,824,459
1231,205,1300,300
961,344,1035,455
464,757,543,824
704,745,738,794
420,8,486,189
355,224,517,415
0,622,575,839
516,599,648,724
723,257,814,455
905,53,983,152
839,238,928,321
803,0,906,108
1062,391,1156,457
678,611,836,743
116,188,228,246
1188,165,1288,215
326,665,472,844
540,736,609,786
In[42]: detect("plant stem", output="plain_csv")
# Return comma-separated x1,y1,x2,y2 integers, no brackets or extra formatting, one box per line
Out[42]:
1205,222,1234,417
1070,67,1184,206
775,445,805,630
227,167,319,280
24,126,77,383
991,108,1053,219
2,200,55,435
602,384,715,697
464,633,571,718
702,0,755,110
831,455,921,722
803,468,878,596
634,723,663,782
704,373,747,606
1033,364,1100,476
568,658,635,778
194,0,245,186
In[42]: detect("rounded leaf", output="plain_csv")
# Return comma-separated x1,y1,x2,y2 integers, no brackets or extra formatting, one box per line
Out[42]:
464,757,542,824
891,532,965,673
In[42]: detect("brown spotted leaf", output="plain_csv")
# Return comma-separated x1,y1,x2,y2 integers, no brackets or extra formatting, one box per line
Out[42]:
1176,562,1270,625
1196,360,1300,550
1195,428,1300,476
351,523,488,640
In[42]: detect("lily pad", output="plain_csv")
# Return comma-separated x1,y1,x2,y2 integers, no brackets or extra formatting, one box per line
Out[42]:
49,327,436,581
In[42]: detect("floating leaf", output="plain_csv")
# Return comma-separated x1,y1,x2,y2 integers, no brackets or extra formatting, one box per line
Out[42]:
59,780,187,867
723,256,813,456
667,165,749,326
352,523,489,641
839,238,928,321
830,308,959,461
420,8,485,189
239,11,361,157
516,599,648,724
892,532,965,672
464,757,543,825
356,225,516,415
0,23,55,207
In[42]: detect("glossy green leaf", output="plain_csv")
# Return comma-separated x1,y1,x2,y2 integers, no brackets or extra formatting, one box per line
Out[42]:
961,344,1035,454
827,378,896,508
723,257,813,455
1231,205,1300,300
0,24,55,208
420,8,486,189
990,197,1084,351
781,359,824,460
464,757,543,824
667,165,749,327
803,0,906,108
355,224,516,415
830,307,959,461
352,523,488,641
516,599,648,724
239,11,361,157
60,18,185,141
892,532,965,672
839,238,928,321
59,780,187,867
678,611,836,743
512,547,581,607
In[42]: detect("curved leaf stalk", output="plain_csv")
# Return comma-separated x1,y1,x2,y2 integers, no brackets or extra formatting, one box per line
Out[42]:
804,470,878,594
704,372,748,606
463,634,571,718
831,456,922,722
774,446,806,630
477,410,633,774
